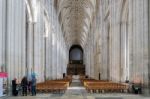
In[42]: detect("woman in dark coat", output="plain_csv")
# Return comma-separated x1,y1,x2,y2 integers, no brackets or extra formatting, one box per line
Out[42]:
12,78,18,96
21,76,28,96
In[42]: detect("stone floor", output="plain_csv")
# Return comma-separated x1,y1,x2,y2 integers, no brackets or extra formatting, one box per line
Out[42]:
1,78,150,99
1,92,150,99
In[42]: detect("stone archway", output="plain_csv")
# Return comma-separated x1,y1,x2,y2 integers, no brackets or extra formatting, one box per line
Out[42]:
69,45,83,64
67,45,85,75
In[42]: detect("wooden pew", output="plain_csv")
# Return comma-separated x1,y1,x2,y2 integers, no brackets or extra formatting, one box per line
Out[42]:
81,78,129,93
36,78,71,93
37,83,68,93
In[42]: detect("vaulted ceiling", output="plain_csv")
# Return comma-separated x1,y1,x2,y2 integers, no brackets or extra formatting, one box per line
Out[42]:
58,0,96,48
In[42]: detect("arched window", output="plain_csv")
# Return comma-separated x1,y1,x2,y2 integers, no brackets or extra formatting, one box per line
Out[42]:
69,45,83,64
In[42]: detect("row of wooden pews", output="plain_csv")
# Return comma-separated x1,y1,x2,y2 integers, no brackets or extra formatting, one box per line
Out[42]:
80,77,129,93
36,76,72,93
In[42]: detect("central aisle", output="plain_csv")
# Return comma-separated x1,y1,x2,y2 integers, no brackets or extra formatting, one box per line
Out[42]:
64,75,88,98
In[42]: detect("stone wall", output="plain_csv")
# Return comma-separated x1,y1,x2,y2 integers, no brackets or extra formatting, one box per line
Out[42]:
0,0,68,85
84,0,149,95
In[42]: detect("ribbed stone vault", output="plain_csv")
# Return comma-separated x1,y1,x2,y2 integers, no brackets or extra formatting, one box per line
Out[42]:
58,0,96,47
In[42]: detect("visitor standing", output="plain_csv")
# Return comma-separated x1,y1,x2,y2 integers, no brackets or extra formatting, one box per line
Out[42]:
21,76,28,96
12,78,18,96
31,75,36,96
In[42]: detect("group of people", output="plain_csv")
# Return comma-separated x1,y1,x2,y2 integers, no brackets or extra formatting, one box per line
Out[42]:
12,75,36,96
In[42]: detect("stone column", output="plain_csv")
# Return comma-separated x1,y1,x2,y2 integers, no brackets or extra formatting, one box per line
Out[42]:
128,0,149,95
0,0,7,72
140,0,149,95
52,32,57,79
26,22,34,79
110,1,122,82
128,0,134,82
120,22,128,82
99,1,106,80
86,44,90,76
90,32,95,78
49,2,53,80
49,27,52,79
144,0,150,95
148,0,150,95
56,32,60,79
87,45,90,76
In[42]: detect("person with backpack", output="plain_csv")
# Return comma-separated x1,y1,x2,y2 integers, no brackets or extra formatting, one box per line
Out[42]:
31,75,36,96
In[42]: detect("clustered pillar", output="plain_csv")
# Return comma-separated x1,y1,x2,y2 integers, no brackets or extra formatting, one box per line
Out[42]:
0,0,68,86
84,0,150,95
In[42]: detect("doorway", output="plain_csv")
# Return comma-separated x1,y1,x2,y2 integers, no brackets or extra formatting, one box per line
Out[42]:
67,45,85,75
